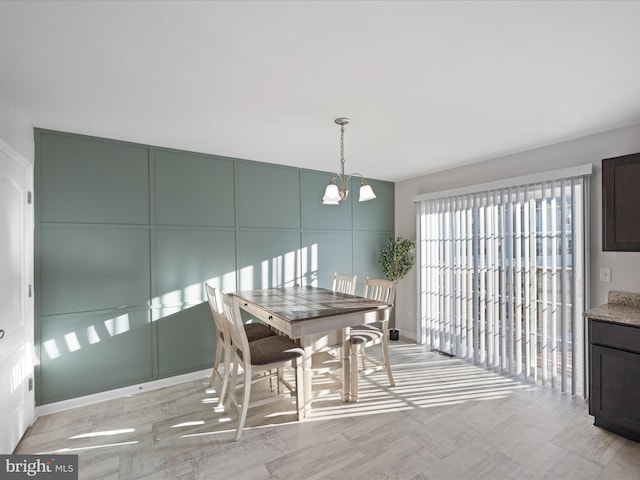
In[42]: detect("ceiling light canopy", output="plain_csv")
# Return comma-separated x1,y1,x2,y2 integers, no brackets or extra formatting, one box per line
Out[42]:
322,117,376,205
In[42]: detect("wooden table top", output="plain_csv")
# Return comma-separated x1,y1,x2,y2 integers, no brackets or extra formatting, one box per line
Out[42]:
234,285,392,323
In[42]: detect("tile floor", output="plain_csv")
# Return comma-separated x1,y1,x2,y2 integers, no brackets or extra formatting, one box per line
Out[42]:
15,340,640,479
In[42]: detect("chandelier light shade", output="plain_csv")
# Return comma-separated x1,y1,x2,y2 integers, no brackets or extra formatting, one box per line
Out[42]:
322,117,376,205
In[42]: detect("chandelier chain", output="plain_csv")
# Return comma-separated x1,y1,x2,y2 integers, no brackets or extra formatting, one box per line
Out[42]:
339,124,346,175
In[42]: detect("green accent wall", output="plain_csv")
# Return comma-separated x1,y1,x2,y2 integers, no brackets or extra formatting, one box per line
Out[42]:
34,129,395,405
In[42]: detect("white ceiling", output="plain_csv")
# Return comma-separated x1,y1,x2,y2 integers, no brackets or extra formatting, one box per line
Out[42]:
1,1,640,182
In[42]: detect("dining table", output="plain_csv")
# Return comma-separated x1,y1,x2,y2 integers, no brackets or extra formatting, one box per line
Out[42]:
232,285,393,419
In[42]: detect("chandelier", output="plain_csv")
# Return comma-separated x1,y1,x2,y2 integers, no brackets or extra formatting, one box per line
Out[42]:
322,117,376,205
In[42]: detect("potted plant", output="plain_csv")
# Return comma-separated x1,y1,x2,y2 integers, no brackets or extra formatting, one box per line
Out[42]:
379,236,416,340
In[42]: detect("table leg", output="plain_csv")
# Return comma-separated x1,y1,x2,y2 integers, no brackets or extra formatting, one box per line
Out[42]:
341,327,351,403
299,339,313,418
295,355,305,420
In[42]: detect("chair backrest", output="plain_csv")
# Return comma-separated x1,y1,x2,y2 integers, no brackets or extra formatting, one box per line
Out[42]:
204,281,230,343
362,277,396,304
332,272,357,295
220,290,252,366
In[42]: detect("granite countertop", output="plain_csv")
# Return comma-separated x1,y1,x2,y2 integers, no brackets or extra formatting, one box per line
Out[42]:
584,290,640,327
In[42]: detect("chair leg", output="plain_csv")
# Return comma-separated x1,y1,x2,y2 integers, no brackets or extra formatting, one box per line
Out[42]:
209,340,223,387
217,348,232,408
381,335,395,387
235,363,252,441
224,355,239,412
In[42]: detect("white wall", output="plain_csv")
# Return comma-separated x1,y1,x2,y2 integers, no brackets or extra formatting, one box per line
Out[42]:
395,123,640,340
0,87,33,162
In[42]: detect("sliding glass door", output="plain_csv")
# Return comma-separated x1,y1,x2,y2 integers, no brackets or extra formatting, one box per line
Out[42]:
416,168,590,395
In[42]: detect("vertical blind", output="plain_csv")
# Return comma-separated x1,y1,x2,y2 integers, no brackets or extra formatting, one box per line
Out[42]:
415,166,591,395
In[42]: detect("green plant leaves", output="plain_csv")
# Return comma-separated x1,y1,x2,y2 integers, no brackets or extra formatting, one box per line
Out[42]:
379,236,416,282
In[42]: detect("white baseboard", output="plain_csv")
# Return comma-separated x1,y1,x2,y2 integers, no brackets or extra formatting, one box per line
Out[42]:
35,369,213,417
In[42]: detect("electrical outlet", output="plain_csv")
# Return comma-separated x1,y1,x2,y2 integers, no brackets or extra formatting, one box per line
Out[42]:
600,268,612,282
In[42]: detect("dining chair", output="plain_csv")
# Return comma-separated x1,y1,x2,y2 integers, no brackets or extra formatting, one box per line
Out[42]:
325,272,358,351
219,289,304,441
204,281,275,408
300,273,359,399
332,272,357,295
350,277,396,401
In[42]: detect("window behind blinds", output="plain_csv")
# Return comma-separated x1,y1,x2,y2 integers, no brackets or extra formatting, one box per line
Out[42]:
416,167,591,395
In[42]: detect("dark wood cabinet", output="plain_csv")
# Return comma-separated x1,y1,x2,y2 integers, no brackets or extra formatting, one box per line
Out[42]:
602,153,640,251
589,318,640,441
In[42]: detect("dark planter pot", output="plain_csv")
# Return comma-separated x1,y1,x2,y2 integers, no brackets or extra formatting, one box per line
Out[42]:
389,329,399,341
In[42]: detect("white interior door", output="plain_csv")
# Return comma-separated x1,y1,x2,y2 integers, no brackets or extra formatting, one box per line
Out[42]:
0,140,34,454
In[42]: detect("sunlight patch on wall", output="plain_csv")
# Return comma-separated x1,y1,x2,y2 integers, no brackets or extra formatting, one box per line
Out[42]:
86,325,100,345
240,249,306,290
300,243,319,286
222,272,235,290
261,260,269,288
161,289,183,306
239,265,254,291
43,339,61,360
283,249,296,286
201,273,235,293
104,314,130,336
182,283,202,305
64,332,81,352
152,274,237,320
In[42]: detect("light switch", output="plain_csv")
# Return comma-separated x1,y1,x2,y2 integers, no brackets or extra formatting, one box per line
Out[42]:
600,268,612,282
